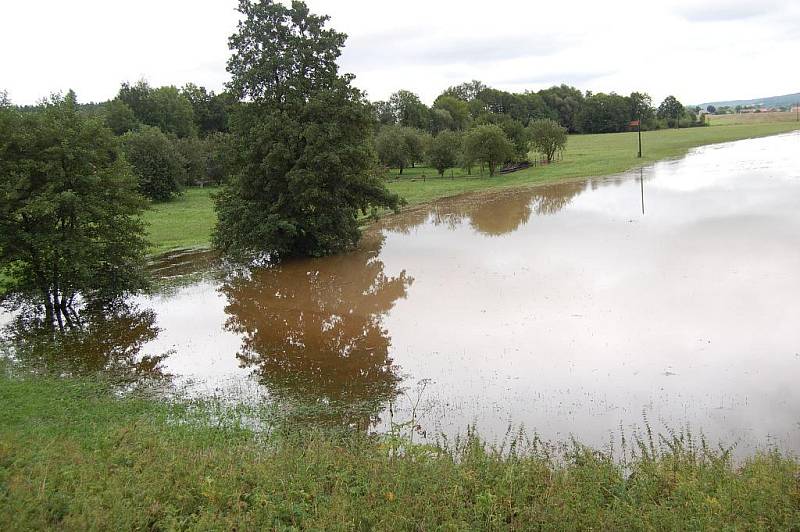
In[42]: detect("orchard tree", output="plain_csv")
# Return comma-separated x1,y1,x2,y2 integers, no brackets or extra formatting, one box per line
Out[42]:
427,130,462,176
529,118,567,163
0,93,148,327
375,125,409,173
402,127,430,168
121,125,183,201
479,114,530,161
706,105,717,114
463,124,515,177
657,95,684,128
375,125,428,174
214,0,400,259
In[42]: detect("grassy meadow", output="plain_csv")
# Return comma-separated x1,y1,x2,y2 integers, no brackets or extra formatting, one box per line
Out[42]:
1,368,798,530
707,111,800,126
142,121,800,253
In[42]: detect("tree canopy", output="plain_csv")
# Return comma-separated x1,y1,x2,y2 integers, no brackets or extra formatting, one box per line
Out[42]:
121,125,183,201
213,0,400,259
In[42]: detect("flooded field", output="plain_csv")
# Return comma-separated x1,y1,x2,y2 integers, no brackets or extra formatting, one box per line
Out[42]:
4,132,800,452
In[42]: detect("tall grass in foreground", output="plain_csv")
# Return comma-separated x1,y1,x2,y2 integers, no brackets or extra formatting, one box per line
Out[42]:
1,369,798,530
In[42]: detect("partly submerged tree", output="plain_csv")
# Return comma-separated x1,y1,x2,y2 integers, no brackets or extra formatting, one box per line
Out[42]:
0,93,148,327
427,130,462,176
463,124,515,177
214,0,401,259
529,118,568,163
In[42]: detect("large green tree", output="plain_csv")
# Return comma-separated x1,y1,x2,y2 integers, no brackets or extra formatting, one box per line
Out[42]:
214,0,400,259
0,93,148,327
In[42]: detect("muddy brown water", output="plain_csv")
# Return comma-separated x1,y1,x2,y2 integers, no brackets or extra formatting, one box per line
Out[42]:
4,132,800,452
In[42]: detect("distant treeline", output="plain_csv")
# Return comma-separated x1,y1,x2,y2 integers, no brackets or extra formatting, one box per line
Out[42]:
369,83,704,176
371,82,705,135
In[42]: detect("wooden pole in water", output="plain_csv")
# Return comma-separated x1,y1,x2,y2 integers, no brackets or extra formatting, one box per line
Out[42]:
638,118,642,158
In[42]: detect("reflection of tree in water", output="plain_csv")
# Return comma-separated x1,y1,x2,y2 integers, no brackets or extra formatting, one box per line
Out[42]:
221,234,413,429
2,301,168,383
380,181,588,237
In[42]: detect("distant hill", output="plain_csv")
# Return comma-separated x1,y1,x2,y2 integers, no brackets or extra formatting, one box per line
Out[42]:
696,92,800,109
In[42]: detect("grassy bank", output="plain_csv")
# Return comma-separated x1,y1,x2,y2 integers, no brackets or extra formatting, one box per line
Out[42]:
1,370,798,530
141,122,800,254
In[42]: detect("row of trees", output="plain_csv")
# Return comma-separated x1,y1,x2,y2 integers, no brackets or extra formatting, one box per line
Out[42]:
373,85,704,136
375,118,567,177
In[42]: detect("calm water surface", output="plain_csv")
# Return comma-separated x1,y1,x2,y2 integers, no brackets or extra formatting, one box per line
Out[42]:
5,132,800,451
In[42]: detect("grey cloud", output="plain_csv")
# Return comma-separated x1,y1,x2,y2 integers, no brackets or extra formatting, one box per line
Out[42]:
500,70,615,88
676,0,784,22
341,30,572,70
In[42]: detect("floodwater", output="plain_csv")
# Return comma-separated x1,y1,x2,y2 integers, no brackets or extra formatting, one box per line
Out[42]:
4,132,800,452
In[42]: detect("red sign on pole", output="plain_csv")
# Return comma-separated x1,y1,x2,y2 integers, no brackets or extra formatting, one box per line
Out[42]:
629,120,641,127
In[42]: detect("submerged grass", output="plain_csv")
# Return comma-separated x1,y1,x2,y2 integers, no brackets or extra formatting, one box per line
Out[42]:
141,122,800,254
1,368,798,530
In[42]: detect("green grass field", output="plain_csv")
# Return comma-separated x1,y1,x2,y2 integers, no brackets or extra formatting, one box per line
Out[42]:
1,369,798,529
143,187,219,254
707,111,800,126
136,121,799,254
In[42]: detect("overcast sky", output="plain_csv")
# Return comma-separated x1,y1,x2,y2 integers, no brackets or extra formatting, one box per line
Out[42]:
2,0,798,106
